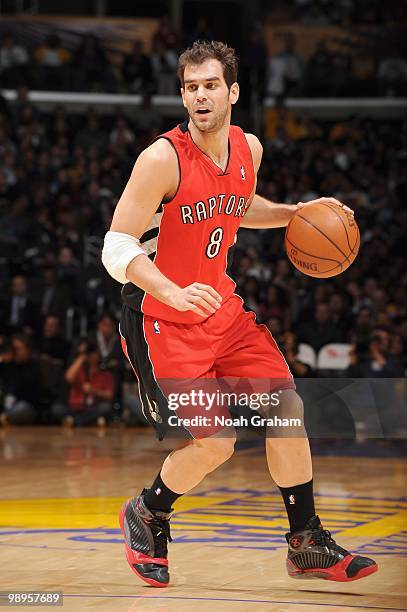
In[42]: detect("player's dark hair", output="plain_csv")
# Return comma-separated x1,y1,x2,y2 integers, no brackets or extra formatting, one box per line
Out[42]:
178,40,239,89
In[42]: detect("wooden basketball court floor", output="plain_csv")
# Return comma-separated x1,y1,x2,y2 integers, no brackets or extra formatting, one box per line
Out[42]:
0,426,406,612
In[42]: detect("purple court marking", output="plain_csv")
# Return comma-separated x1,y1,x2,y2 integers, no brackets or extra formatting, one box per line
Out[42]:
0,541,97,551
61,593,406,610
195,487,407,504
1,489,406,554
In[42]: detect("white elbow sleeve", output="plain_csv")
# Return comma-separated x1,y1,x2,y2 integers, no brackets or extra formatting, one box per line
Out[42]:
101,231,146,284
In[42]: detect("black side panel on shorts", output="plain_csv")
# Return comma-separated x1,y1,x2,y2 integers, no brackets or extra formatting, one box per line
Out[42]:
121,253,155,312
120,305,180,441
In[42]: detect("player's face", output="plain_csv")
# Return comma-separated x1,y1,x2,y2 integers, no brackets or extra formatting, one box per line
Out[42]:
181,59,239,133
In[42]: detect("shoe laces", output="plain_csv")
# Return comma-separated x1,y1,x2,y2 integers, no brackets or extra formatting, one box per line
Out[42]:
311,528,348,555
150,516,172,558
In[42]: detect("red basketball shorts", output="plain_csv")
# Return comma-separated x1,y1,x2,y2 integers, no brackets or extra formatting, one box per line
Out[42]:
120,294,294,439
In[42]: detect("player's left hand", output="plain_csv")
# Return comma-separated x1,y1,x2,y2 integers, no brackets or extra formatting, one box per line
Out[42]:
296,197,354,216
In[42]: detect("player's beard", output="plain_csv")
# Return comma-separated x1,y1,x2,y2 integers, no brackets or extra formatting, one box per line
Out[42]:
189,98,230,133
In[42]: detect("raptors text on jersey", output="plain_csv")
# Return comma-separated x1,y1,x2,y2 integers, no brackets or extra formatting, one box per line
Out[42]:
122,121,255,324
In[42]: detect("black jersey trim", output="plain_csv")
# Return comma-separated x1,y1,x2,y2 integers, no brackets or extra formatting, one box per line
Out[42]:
140,226,159,244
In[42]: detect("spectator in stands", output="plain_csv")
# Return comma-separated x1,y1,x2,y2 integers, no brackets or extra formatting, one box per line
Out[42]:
110,116,136,148
279,35,304,96
94,312,121,372
260,285,291,329
0,193,31,254
152,15,179,52
0,334,41,425
37,316,70,417
352,306,373,344
241,277,261,317
132,93,163,141
378,50,407,96
0,275,38,336
122,40,153,94
330,51,352,97
304,39,333,96
57,246,80,282
264,98,305,144
296,302,345,352
266,47,288,98
389,333,406,373
240,27,268,103
273,258,292,289
265,316,284,345
0,35,29,87
329,292,352,338
351,49,377,96
75,112,108,150
38,315,70,366
347,330,405,378
73,33,116,93
281,331,313,377
151,40,178,95
187,17,214,46
34,35,72,90
51,338,114,427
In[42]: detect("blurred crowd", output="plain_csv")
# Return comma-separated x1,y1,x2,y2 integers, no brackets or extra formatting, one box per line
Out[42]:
0,37,406,426
288,0,407,25
1,15,406,98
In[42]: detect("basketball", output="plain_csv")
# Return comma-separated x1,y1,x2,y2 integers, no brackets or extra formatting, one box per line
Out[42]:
284,202,360,278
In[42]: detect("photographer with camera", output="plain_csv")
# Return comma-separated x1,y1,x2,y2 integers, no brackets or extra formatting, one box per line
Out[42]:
51,338,114,427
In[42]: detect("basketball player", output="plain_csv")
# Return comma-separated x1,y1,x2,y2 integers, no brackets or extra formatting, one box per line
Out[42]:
102,41,377,586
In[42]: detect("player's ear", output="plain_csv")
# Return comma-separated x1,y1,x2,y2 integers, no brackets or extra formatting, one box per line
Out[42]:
230,82,239,105
180,87,187,109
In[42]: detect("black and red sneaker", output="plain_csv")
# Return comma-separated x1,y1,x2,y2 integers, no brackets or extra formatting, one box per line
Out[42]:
119,489,173,588
286,515,378,582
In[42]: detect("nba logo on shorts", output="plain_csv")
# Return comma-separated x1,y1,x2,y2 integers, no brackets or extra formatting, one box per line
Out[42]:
240,165,246,180
289,494,296,505
153,321,160,334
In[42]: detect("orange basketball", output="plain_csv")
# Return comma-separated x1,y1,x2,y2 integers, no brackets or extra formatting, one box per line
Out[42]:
284,202,360,278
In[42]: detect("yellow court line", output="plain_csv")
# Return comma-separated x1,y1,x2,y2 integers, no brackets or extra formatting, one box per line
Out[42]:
338,511,407,538
0,495,406,537
0,495,226,529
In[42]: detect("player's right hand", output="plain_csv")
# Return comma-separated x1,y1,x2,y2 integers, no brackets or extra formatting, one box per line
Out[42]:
169,282,222,317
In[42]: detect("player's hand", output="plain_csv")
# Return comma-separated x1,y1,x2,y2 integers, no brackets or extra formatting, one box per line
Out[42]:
297,197,354,216
168,282,222,317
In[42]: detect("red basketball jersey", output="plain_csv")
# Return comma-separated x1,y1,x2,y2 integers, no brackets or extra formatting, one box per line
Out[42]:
122,121,255,324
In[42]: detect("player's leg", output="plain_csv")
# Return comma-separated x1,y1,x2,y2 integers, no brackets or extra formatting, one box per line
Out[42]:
119,307,236,587
264,388,375,581
160,429,236,494
119,428,236,587
215,296,378,582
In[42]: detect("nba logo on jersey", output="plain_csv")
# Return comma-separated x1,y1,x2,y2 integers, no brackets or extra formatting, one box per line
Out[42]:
153,321,160,334
289,494,296,505
240,165,246,181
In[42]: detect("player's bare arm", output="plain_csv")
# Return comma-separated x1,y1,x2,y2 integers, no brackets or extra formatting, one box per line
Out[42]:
241,133,353,229
105,138,222,318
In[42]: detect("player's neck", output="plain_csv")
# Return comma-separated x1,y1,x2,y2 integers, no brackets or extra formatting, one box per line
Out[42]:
188,120,230,172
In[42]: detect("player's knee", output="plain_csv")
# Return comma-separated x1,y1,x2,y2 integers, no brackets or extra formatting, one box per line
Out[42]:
195,429,236,468
280,389,304,420
264,389,306,437
263,389,304,420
